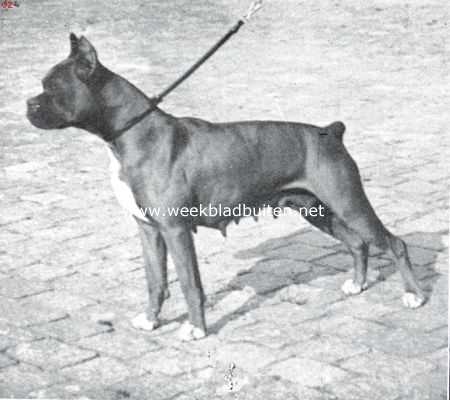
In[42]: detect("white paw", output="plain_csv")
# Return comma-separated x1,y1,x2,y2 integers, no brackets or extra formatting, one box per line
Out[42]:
178,321,206,341
131,313,159,331
402,292,425,309
341,279,368,295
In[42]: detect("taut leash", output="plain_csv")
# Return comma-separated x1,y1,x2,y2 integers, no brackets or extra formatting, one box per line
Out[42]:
107,0,263,141
154,0,263,104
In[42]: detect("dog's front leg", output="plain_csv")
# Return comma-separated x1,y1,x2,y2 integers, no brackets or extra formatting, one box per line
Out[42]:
131,220,168,331
162,225,206,341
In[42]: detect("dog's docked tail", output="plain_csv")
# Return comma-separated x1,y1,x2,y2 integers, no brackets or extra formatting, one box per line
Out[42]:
323,121,346,141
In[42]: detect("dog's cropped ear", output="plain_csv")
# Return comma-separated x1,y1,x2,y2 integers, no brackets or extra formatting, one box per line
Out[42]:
74,36,98,81
69,33,79,56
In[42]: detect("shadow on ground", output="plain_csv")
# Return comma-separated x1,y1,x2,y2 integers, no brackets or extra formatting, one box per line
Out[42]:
207,227,445,334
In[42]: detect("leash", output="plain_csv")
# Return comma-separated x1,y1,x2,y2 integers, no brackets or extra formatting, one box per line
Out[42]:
154,0,263,104
108,0,263,141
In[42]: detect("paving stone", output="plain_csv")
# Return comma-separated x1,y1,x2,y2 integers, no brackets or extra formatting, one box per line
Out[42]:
228,271,292,294
102,282,148,310
213,367,254,397
394,179,439,195
380,306,447,333
250,258,312,279
326,294,400,320
294,229,341,249
27,383,114,400
245,301,318,325
131,345,212,377
220,376,334,400
6,338,97,370
399,367,447,400
313,252,390,272
79,303,133,332
0,353,18,368
95,240,141,263
19,290,96,313
278,243,338,262
0,230,28,248
34,242,97,269
210,341,279,374
404,232,447,251
51,271,122,301
396,211,449,233
225,319,315,349
340,350,435,387
325,315,392,348
176,332,223,359
283,334,370,364
107,372,196,400
17,262,76,281
266,357,350,387
0,364,65,398
0,334,16,351
5,161,49,179
207,288,258,326
407,246,443,266
325,376,400,400
424,346,448,370
61,356,131,386
0,277,51,299
2,213,62,237
0,297,68,328
363,327,447,357
307,274,347,291
30,314,113,343
275,284,344,307
0,321,44,348
20,192,68,206
29,223,93,243
72,257,136,278
77,330,160,360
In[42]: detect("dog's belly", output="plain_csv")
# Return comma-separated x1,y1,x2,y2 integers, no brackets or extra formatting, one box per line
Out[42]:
191,183,317,234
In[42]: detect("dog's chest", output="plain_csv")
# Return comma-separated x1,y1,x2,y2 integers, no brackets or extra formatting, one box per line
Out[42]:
106,147,148,222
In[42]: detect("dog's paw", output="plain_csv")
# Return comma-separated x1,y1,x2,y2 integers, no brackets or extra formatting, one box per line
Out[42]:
402,292,425,309
178,322,206,341
131,313,159,331
341,279,368,295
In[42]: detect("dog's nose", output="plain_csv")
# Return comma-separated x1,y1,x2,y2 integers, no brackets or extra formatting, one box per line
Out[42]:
27,98,41,112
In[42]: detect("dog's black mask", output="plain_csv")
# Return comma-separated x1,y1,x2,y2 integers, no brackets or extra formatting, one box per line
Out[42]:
26,33,101,131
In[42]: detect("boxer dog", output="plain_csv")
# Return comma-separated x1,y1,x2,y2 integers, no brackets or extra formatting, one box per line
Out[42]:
26,34,425,341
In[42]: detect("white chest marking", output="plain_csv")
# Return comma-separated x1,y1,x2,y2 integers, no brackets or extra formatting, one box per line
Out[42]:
106,147,148,222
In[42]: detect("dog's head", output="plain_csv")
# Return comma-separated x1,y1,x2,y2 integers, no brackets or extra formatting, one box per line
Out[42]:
26,33,102,130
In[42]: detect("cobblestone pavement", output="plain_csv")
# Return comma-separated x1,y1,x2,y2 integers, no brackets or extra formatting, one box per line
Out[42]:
1,0,448,399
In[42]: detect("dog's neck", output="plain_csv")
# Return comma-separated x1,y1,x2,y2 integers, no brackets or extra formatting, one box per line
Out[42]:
79,64,163,142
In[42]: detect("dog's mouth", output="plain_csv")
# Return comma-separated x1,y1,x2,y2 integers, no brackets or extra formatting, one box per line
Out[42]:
26,103,69,130
27,110,56,129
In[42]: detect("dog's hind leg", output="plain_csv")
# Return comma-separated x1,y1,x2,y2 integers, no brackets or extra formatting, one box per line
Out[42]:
284,192,369,294
309,151,425,308
301,203,369,295
131,221,169,331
